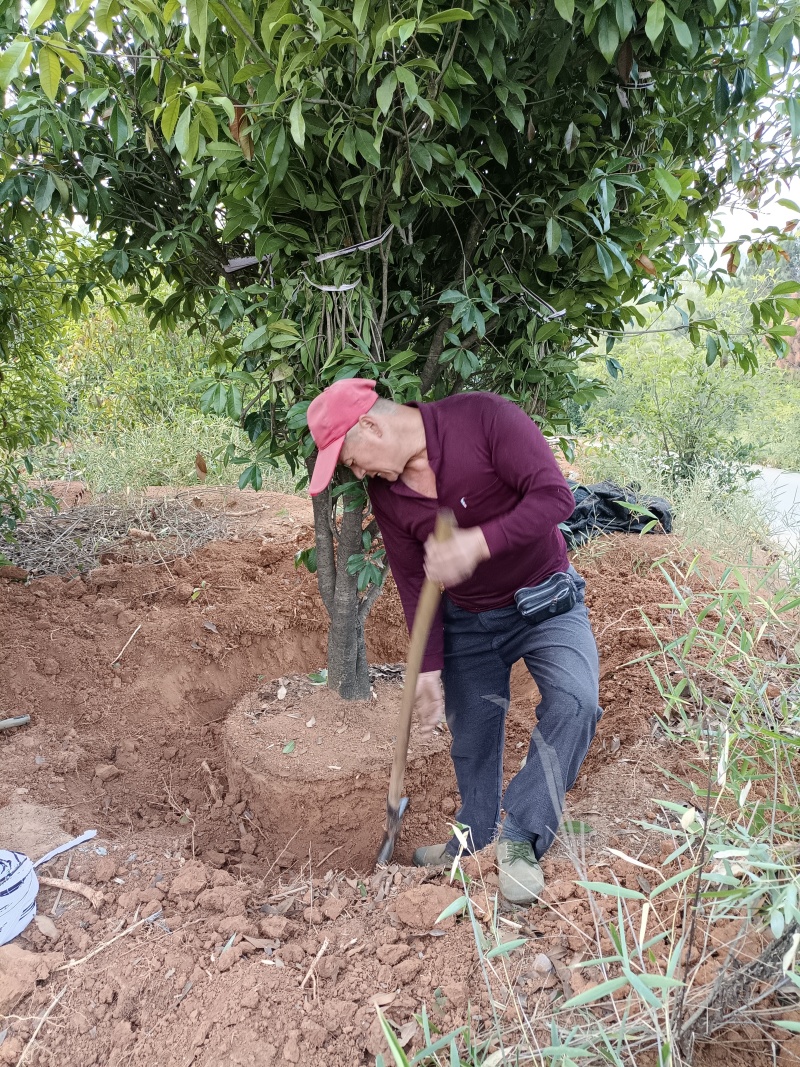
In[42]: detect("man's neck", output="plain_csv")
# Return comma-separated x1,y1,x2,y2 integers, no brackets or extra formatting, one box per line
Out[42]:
397,406,429,474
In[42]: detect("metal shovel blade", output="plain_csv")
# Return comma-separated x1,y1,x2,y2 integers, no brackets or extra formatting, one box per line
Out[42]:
375,796,409,867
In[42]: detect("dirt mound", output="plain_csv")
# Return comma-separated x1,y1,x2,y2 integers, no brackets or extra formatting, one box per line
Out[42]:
223,675,453,870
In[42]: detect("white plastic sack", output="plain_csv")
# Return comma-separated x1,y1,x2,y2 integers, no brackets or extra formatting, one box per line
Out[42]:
0,830,97,946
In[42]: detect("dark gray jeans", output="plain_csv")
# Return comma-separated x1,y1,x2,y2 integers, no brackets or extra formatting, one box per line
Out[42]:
442,567,601,860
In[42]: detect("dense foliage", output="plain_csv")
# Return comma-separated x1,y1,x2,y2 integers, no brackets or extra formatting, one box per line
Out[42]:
3,0,800,693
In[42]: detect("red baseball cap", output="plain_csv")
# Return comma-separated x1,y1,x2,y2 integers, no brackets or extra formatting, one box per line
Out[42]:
307,378,378,496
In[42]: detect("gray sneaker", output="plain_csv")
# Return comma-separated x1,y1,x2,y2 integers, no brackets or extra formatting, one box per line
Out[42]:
496,837,544,905
412,842,454,868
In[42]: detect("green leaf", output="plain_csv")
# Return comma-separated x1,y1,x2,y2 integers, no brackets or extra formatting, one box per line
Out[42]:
186,0,209,65
212,94,236,124
645,0,665,44
353,0,369,33
289,96,305,147
577,880,646,900
562,819,594,835
376,72,397,115
597,244,618,281
38,45,61,102
653,166,681,201
485,938,528,958
375,1008,411,1067
554,0,574,23
771,281,800,295
564,121,579,153
282,740,295,754
562,975,630,1008
667,11,692,50
355,126,381,166
28,0,56,30
0,38,33,91
547,32,571,85
195,100,218,141
714,72,730,116
242,324,268,352
160,96,180,141
435,895,468,922
173,104,192,158
487,129,508,166
546,217,562,254
597,12,619,63
422,8,473,25
94,0,118,35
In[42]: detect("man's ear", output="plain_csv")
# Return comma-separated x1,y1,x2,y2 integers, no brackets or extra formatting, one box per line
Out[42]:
357,412,382,437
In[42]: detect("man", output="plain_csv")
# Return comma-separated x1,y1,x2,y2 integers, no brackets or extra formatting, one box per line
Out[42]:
307,378,601,904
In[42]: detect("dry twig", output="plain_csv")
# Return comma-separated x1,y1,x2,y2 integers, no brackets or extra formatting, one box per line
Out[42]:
5,495,228,577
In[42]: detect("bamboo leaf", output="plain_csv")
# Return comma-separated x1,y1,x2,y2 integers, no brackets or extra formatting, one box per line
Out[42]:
485,938,528,958
562,975,629,1008
434,895,469,923
577,880,645,900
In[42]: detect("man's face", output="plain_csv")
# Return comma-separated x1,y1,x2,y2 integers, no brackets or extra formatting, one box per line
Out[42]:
340,416,403,482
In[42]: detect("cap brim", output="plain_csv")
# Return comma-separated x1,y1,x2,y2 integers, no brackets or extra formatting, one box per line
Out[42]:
309,436,345,496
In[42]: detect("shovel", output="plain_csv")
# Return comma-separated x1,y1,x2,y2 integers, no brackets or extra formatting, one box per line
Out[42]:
375,510,454,867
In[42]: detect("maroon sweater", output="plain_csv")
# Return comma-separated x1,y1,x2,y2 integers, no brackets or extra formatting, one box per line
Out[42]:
368,392,575,671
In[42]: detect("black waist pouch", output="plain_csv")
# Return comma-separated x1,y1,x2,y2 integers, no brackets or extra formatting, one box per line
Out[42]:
514,571,577,626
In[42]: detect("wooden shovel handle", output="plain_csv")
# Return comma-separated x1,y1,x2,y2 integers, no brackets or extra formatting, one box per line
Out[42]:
387,510,455,810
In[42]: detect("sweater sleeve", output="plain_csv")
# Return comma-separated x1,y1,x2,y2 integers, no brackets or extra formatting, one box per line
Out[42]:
478,399,575,558
369,490,444,673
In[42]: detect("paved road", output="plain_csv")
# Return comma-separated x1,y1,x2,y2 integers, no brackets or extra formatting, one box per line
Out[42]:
750,467,800,554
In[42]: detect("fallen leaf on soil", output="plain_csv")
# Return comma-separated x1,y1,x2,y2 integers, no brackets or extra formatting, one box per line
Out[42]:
361,732,370,743
277,685,287,700
127,527,157,542
306,717,315,728
282,741,295,754
397,1020,418,1047
532,953,553,975
369,992,396,1007
203,621,218,633
34,914,59,939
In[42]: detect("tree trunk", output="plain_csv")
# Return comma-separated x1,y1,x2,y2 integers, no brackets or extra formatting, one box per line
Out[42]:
306,459,372,701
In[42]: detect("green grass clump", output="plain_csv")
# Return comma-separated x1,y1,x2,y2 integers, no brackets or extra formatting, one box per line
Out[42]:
36,413,296,494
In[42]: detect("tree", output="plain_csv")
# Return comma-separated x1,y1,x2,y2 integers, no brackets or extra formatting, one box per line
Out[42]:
3,0,800,695
0,221,118,538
